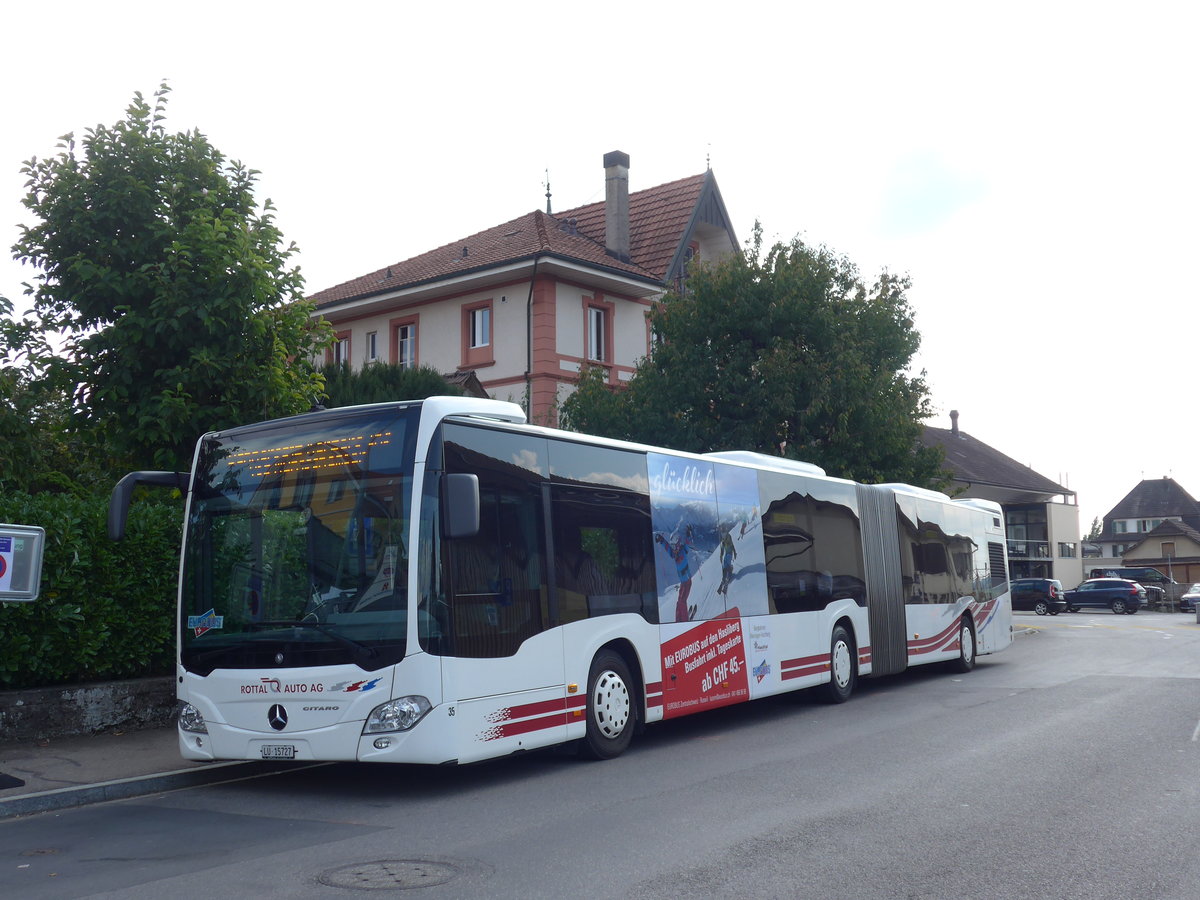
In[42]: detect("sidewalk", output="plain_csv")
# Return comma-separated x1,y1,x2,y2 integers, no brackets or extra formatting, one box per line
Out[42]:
0,727,275,820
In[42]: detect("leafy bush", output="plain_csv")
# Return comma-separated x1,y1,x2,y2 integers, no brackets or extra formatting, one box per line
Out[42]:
0,490,183,689
319,361,463,408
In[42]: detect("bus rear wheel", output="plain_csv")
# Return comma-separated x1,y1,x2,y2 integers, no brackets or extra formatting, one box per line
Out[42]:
949,617,976,673
821,625,856,704
581,650,635,760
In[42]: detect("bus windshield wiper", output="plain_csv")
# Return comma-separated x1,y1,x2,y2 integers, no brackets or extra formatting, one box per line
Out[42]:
249,620,378,663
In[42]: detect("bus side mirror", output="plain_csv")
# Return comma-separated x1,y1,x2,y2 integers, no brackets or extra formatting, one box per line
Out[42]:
109,471,189,540
441,473,480,539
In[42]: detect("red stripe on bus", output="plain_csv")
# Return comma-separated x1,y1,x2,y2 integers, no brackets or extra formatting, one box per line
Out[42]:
781,653,829,681
908,617,974,656
481,712,567,741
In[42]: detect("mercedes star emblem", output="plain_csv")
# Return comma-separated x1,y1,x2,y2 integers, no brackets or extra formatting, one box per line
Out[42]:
268,704,288,731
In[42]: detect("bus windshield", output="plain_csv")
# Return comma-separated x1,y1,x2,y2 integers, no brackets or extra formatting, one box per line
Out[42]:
180,406,419,675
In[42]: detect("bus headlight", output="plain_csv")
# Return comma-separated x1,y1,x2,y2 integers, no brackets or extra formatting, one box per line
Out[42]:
363,696,432,734
177,701,208,734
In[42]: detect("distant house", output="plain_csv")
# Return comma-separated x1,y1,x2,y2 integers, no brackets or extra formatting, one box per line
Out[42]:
1091,477,1200,584
1122,520,1200,586
920,411,1082,585
307,151,739,423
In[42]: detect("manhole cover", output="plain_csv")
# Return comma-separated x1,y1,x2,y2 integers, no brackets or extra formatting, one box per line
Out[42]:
319,860,459,890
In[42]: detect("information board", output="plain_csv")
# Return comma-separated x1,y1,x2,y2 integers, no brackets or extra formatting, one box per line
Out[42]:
0,524,45,602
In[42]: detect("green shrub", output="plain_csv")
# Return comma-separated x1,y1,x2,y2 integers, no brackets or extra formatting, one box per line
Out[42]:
0,490,183,689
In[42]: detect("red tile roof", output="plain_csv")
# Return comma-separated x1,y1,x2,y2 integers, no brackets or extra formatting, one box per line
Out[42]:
309,173,708,309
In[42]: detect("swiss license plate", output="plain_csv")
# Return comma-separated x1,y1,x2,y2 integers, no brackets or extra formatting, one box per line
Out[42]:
260,744,296,760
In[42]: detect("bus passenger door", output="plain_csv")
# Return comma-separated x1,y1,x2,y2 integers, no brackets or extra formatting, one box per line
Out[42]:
439,425,565,762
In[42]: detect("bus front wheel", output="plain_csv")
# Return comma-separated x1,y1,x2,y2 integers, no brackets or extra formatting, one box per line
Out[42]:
581,650,635,760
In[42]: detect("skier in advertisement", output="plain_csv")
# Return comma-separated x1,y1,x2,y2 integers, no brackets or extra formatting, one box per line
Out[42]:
656,525,698,621
717,524,737,597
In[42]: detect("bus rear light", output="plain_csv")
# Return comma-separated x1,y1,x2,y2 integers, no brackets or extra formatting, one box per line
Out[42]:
363,696,432,734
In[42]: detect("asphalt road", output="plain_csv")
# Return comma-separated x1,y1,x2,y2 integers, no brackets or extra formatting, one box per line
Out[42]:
3,611,1199,899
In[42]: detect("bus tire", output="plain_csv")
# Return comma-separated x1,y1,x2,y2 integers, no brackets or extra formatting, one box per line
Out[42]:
950,617,976,673
821,625,856,704
581,650,635,760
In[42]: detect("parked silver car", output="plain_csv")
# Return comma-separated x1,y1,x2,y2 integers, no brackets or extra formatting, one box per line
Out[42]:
1180,583,1200,613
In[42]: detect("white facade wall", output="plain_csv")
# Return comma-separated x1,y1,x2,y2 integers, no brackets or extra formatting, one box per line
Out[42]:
488,291,527,381
1047,501,1084,586
327,286,533,380
555,287,586,360
554,285,652,369
614,299,651,368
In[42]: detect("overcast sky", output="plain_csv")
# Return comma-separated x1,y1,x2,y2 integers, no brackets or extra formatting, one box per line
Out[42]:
3,1,1196,533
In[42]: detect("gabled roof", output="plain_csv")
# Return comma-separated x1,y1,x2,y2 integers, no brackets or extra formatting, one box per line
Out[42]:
1095,477,1200,542
1104,477,1200,521
310,171,724,310
921,424,1072,499
1123,518,1200,559
555,171,732,285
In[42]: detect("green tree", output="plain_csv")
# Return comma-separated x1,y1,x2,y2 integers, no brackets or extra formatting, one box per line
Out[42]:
1085,517,1102,541
0,295,93,493
561,224,945,488
319,361,464,408
12,84,331,473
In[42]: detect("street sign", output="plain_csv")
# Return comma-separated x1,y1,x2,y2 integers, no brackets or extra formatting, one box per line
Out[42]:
0,523,45,602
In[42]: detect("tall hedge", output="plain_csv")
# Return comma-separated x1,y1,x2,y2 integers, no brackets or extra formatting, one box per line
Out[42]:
0,491,183,689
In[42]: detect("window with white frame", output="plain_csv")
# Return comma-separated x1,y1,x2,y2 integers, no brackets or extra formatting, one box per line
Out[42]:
470,306,491,349
396,323,416,369
588,306,607,361
365,331,378,362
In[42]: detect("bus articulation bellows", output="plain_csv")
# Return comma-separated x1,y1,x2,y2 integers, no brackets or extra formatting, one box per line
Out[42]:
109,397,1012,765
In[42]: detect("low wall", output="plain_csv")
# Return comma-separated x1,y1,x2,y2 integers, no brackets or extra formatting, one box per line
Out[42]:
0,677,175,744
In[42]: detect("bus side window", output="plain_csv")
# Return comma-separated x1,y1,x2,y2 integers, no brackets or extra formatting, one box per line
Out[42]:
759,472,865,614
442,424,549,659
551,486,657,625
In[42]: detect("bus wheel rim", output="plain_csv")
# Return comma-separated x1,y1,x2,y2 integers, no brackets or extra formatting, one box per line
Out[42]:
592,670,631,739
831,640,852,687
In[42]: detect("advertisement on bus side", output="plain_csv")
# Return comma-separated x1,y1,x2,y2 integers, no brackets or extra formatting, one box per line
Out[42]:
649,453,771,717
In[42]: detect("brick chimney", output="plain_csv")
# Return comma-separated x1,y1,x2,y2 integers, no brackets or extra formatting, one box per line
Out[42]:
604,150,631,262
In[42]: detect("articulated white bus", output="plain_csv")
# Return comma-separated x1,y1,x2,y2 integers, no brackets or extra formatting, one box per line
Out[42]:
109,397,1012,765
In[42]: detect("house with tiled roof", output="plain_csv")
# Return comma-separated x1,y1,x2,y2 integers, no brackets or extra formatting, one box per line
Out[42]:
308,151,738,422
920,410,1083,585
1121,518,1200,586
1089,477,1200,582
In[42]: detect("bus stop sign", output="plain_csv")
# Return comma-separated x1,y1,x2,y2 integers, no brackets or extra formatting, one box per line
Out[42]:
0,523,45,602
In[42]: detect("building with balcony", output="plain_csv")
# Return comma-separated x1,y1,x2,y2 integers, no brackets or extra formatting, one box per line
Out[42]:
920,411,1082,585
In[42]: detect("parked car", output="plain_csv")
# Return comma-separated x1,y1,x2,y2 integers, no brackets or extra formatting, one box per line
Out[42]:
1064,578,1146,614
1179,583,1200,613
1089,567,1174,607
1010,578,1067,615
